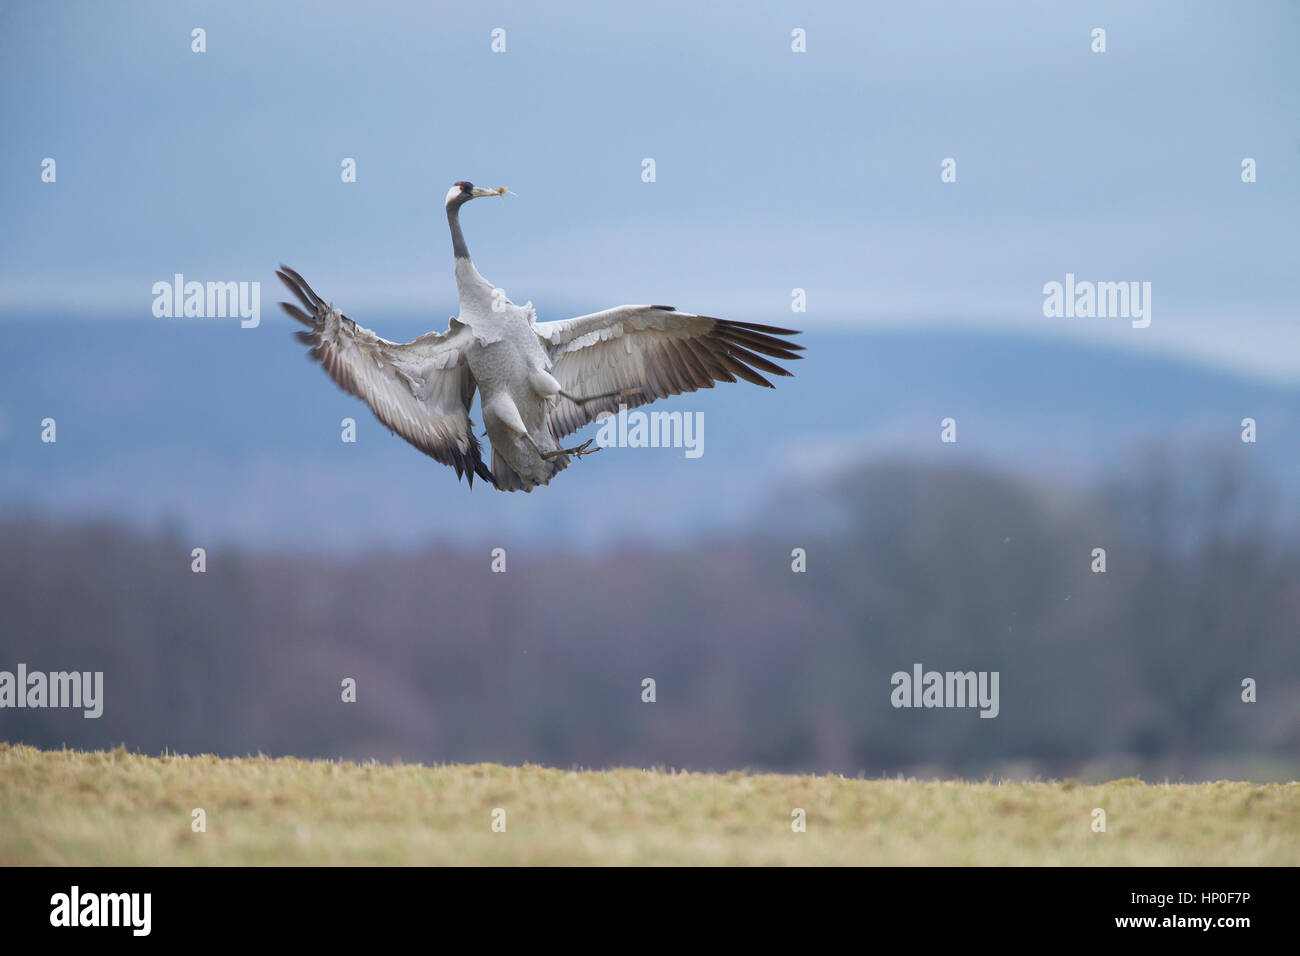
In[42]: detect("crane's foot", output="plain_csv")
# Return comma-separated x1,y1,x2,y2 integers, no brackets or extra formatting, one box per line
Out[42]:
540,439,600,461
559,387,644,407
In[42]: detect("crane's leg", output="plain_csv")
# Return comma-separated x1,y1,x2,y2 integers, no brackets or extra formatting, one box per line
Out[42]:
526,435,600,461
559,387,644,407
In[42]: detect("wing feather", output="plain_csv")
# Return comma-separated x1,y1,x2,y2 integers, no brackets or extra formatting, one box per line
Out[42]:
534,305,802,440
276,266,494,487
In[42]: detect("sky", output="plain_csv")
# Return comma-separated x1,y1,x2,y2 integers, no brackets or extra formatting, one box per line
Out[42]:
1,0,1297,385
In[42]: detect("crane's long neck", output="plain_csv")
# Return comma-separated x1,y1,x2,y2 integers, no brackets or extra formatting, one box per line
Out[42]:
447,201,494,312
447,203,471,260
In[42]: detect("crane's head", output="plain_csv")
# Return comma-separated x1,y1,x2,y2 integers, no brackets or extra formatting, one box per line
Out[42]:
445,181,510,207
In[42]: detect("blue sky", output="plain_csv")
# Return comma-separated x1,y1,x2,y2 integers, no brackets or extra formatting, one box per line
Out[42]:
2,0,1298,379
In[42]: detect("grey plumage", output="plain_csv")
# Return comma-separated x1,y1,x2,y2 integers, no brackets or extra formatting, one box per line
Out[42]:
276,266,493,487
275,182,802,493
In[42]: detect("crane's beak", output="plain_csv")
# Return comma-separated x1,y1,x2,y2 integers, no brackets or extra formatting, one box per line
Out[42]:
471,186,513,199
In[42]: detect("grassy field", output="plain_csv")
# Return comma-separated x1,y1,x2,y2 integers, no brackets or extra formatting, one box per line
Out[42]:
1,743,1296,865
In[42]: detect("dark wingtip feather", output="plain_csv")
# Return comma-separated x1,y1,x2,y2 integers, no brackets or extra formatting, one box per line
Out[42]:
722,328,804,361
280,301,316,327
725,342,794,377
719,351,774,388
277,270,318,316
278,265,324,309
473,457,497,489
724,319,803,336
715,318,802,338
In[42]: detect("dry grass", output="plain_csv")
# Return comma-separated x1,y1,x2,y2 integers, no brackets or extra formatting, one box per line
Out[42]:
1,743,1295,865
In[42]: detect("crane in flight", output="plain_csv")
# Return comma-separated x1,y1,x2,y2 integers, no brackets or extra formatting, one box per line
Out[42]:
277,181,802,492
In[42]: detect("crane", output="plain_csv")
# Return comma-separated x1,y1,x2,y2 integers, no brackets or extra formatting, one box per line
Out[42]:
277,181,803,492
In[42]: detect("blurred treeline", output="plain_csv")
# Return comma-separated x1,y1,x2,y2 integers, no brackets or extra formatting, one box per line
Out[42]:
1,452,1296,780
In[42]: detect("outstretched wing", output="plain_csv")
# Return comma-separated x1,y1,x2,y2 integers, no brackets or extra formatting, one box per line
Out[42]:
534,305,803,439
276,266,494,487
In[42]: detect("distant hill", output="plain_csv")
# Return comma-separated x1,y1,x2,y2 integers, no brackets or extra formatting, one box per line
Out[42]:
1,316,1297,551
